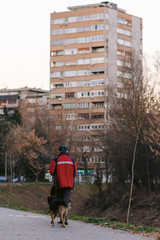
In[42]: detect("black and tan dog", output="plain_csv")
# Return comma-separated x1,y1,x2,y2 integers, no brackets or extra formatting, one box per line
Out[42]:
47,185,70,228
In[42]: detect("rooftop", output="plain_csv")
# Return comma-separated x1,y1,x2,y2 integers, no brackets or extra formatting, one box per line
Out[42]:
67,2,125,12
0,87,49,94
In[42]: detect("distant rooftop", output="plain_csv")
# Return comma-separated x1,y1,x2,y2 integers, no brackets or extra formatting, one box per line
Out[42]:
68,2,125,12
0,87,49,94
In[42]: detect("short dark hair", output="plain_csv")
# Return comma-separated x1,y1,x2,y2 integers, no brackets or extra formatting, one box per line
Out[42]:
59,145,68,152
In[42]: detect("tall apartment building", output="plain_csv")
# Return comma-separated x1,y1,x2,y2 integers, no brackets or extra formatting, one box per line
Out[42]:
50,2,142,169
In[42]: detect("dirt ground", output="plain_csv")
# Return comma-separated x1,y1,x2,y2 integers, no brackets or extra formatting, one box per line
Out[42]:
0,183,160,228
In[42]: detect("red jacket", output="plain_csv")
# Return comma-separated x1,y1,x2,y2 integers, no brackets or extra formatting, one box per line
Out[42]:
49,153,77,189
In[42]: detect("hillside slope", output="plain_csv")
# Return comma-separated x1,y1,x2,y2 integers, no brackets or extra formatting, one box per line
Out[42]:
0,183,159,228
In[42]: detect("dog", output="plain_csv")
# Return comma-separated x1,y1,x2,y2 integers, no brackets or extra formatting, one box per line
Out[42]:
47,185,70,228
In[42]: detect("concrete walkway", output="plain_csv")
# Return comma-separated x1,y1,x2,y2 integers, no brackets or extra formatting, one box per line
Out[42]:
0,207,154,240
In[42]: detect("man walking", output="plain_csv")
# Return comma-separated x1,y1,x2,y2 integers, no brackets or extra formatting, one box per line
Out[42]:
49,145,77,225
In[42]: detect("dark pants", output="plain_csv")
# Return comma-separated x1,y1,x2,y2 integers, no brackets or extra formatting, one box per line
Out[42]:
56,187,72,206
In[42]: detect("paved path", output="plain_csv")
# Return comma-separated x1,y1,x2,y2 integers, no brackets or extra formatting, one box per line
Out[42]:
0,207,154,240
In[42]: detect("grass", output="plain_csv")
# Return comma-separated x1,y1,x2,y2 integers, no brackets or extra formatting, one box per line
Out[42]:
69,215,160,239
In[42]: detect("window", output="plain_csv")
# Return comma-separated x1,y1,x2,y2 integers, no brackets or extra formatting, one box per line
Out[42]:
125,62,131,68
77,125,90,131
51,62,55,67
77,58,90,65
65,38,77,45
124,30,131,36
92,46,104,53
91,57,104,64
91,79,104,86
125,41,132,47
65,61,76,66
50,83,63,89
65,28,77,34
126,20,132,26
56,61,64,67
77,15,86,21
78,102,90,108
78,26,90,32
117,28,131,36
117,17,127,25
91,13,105,20
65,92,75,98
82,135,91,141
92,135,100,141
91,24,105,31
117,28,124,34
78,47,90,54
51,72,61,78
117,39,124,45
91,35,104,42
91,113,104,119
55,84,63,88
78,92,90,98
51,50,63,56
51,29,64,35
51,61,64,67
51,18,64,25
91,90,104,97
78,70,90,76
117,71,132,79
65,71,77,77
78,37,90,43
64,82,76,88
68,16,77,23
91,124,105,130
117,39,132,47
67,113,77,120
64,48,77,55
78,113,89,119
51,104,63,110
117,60,124,66
77,15,90,21
64,103,77,109
51,39,64,46
91,69,104,75
92,102,104,108
52,93,64,99
77,81,90,87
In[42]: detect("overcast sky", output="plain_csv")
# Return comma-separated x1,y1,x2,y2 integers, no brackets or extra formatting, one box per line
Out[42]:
0,0,159,90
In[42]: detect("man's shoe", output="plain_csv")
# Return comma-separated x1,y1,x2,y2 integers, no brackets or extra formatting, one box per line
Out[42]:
58,219,68,225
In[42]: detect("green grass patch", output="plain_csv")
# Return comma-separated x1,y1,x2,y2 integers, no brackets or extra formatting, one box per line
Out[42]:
69,215,160,237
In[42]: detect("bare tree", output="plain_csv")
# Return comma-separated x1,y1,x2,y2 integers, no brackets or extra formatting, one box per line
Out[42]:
102,54,157,223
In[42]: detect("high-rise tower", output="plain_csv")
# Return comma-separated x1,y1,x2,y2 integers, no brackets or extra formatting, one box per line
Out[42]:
50,2,142,137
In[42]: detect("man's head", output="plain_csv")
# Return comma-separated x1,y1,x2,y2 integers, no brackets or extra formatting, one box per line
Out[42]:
59,145,68,153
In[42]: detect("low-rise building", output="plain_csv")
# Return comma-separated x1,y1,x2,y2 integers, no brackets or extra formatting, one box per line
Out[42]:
0,87,49,114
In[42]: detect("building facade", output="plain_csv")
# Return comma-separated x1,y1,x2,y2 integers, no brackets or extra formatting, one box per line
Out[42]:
50,2,142,169
0,88,49,114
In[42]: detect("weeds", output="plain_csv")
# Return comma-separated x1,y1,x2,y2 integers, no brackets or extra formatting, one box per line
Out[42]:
69,215,160,238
